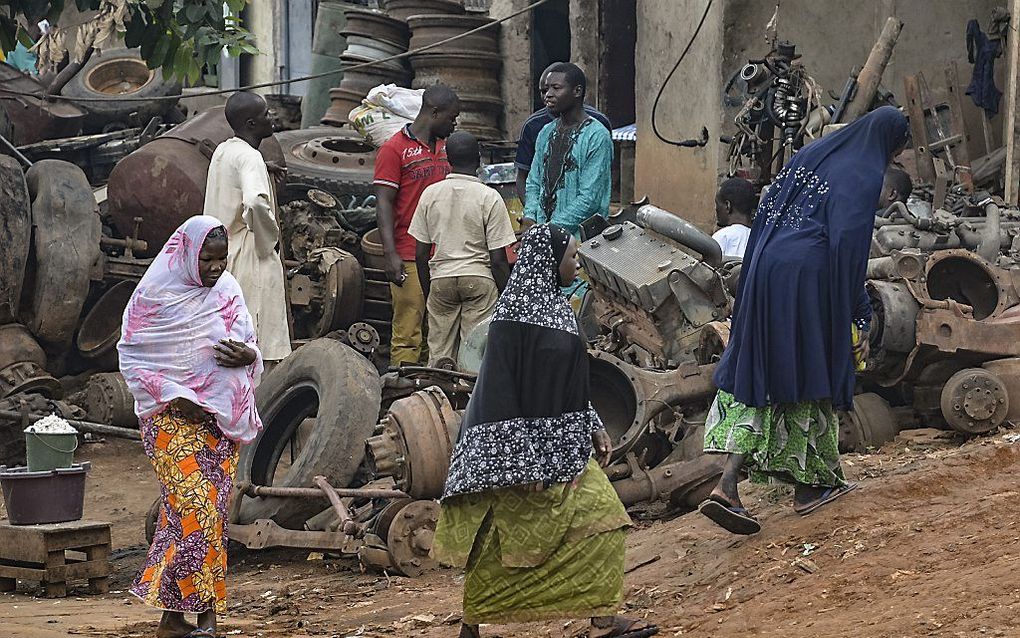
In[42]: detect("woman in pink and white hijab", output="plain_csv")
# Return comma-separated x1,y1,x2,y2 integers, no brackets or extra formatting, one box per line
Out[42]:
119,215,262,638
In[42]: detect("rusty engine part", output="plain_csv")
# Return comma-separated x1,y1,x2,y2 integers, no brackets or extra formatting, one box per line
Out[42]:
384,0,465,22
0,324,61,399
107,106,285,257
323,8,411,125
359,499,440,577
288,248,365,340
407,14,502,140
578,202,730,368
366,386,462,499
60,48,182,134
725,41,817,184
0,154,31,324
939,368,1009,434
0,63,85,145
76,280,137,372
588,351,715,462
838,393,902,453
862,203,1020,435
83,372,136,428
16,123,165,186
359,228,395,350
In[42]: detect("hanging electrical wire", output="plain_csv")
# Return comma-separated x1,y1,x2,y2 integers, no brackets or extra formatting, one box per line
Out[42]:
650,0,713,148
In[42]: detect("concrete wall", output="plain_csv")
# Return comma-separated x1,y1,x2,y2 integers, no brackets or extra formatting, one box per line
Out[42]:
247,1,282,95
490,0,535,139
634,0,726,230
636,0,1005,232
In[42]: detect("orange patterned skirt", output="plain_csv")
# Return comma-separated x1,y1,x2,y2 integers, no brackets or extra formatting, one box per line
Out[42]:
130,405,239,613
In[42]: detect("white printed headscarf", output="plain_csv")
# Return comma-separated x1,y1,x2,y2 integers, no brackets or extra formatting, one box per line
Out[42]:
117,215,264,443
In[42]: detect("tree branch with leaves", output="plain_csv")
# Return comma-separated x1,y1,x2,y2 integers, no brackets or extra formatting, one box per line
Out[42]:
0,0,256,84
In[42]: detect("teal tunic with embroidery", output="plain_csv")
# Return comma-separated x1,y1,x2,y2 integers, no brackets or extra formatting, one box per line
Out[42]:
522,117,613,237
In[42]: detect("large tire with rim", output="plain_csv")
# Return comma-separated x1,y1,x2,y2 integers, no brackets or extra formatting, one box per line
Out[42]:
61,48,181,132
236,339,382,527
275,127,377,202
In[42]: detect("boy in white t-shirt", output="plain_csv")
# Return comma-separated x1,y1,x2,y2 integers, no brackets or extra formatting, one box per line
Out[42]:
712,177,756,259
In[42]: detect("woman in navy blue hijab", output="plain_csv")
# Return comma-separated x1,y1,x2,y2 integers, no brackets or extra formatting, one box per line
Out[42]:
699,106,910,535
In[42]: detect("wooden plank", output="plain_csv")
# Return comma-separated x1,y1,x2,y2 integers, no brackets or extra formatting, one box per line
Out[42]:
0,523,111,560
945,62,973,191
1004,0,1020,204
904,73,936,182
0,559,108,582
0,564,46,580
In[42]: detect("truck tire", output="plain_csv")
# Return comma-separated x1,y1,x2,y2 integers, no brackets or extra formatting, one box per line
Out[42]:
61,48,181,133
0,155,31,324
275,127,376,202
236,339,382,527
21,160,101,356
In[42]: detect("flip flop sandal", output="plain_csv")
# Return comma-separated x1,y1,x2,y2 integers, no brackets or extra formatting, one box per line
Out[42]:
698,498,762,535
183,629,216,638
794,483,858,516
591,617,660,638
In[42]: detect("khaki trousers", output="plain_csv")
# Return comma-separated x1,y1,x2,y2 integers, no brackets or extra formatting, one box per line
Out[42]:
426,275,499,366
389,261,427,367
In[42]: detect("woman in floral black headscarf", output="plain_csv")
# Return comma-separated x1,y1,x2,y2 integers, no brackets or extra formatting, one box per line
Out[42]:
432,224,658,638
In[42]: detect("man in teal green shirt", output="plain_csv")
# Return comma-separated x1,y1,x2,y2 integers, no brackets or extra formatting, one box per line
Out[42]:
522,62,613,238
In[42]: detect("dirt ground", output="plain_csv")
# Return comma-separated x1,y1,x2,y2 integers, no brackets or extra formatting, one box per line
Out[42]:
4,428,1020,638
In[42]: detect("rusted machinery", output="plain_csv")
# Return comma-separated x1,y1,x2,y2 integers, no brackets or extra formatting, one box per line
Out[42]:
579,202,730,368
864,199,1020,435
106,106,285,256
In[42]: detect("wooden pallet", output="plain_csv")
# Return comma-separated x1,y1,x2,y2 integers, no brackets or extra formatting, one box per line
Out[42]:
0,519,111,597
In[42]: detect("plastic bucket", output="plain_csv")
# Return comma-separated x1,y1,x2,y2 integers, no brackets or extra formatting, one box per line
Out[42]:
0,462,90,525
24,431,78,472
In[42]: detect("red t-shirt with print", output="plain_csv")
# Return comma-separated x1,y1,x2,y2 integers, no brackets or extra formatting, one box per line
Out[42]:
373,125,450,261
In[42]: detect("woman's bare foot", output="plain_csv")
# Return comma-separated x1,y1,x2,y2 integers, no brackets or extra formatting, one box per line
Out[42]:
459,623,481,637
156,611,197,638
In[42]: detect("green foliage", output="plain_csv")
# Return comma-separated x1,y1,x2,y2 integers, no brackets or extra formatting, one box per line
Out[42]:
0,0,257,83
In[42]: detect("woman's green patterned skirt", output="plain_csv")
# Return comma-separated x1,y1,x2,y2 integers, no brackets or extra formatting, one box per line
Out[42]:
432,459,631,625
704,390,847,487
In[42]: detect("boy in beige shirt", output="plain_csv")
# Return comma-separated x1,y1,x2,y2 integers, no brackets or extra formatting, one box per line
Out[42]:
409,131,516,366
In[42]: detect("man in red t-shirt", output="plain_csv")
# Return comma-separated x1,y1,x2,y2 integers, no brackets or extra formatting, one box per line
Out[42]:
374,84,459,366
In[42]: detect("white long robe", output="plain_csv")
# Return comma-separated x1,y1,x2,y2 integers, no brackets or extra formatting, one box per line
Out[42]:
204,137,292,361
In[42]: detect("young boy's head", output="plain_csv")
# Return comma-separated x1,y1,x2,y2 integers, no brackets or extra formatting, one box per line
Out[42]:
445,131,480,175
715,177,756,228
880,166,912,209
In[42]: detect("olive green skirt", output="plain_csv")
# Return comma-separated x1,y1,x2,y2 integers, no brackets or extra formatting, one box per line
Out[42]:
433,459,631,625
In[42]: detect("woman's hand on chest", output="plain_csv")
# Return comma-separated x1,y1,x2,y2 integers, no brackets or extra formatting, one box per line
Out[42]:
213,339,257,368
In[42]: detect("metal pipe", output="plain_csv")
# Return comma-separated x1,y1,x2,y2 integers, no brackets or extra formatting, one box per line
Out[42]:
867,256,897,279
977,202,1002,262
0,133,32,168
612,455,723,507
635,204,722,267
244,484,410,499
0,409,141,440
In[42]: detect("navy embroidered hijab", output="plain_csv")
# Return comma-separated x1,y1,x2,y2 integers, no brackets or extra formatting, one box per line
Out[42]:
714,106,910,410
442,224,603,499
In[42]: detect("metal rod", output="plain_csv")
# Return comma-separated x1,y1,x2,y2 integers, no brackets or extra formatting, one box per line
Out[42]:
245,484,409,500
0,134,32,168
0,409,141,440
312,475,353,525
